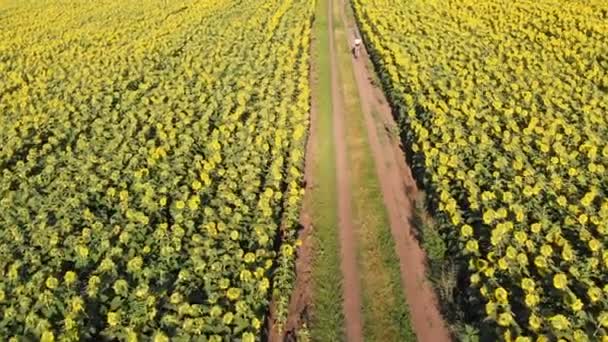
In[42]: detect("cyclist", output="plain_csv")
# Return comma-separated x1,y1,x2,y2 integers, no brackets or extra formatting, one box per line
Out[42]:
352,38,362,58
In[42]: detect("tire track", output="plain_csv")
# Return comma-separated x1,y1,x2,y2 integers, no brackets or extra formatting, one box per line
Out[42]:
339,0,452,340
328,0,364,340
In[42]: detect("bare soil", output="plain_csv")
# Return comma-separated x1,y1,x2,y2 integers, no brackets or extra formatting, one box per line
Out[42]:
280,0,365,339
281,0,451,340
328,0,365,339
339,1,452,341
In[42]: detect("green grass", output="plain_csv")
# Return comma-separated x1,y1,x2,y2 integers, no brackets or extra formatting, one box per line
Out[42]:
331,0,416,340
308,0,344,340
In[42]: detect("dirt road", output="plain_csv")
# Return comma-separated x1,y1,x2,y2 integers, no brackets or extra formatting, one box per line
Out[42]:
337,0,451,341
284,0,451,340
328,0,364,340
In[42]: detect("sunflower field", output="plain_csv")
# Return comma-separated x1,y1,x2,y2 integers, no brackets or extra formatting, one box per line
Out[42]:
0,0,313,340
353,0,608,340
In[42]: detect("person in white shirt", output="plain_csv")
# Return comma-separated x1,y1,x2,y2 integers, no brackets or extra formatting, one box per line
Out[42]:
353,38,362,58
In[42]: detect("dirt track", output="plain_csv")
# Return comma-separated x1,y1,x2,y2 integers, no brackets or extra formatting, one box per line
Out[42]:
338,0,451,340
328,0,365,340
284,0,451,340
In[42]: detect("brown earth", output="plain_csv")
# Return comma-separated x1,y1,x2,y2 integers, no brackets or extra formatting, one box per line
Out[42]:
279,0,365,340
338,0,452,341
328,0,365,340
281,0,451,340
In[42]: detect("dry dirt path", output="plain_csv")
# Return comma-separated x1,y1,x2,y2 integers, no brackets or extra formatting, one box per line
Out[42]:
284,0,451,340
328,0,365,340
337,0,452,341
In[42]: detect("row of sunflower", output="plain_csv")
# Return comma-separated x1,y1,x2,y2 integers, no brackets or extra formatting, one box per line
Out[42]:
353,0,608,340
0,0,313,340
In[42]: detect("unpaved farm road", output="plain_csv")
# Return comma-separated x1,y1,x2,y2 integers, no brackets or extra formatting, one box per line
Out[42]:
282,0,452,340
333,0,452,340
328,0,365,340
